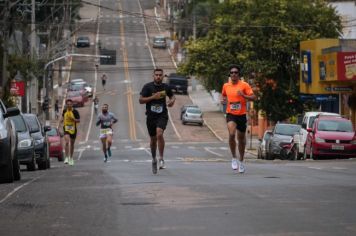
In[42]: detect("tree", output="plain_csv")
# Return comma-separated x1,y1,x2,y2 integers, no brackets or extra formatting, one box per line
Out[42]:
178,0,342,122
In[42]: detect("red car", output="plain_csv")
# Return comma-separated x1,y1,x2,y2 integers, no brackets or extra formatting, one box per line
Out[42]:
67,90,85,107
304,116,356,159
47,127,64,162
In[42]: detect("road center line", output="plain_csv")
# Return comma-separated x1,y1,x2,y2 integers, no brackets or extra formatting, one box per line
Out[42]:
0,176,42,204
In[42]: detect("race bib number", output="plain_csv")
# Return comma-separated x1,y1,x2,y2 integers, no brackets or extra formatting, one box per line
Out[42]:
65,125,75,134
230,102,241,111
100,128,112,135
103,121,111,127
151,104,163,113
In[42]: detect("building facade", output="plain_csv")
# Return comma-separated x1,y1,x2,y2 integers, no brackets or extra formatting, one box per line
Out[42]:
300,38,356,127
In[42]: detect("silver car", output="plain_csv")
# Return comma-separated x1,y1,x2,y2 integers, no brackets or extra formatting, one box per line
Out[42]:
152,36,167,49
182,107,203,126
257,130,272,159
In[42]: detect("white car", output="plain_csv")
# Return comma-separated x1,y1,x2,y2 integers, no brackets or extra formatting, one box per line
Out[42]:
70,79,93,97
182,107,203,126
257,130,272,159
296,111,340,156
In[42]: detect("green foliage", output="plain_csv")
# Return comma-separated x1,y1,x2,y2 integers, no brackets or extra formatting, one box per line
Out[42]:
178,0,342,122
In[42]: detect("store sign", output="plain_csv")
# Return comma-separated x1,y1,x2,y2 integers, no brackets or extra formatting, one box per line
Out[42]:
333,86,353,92
337,52,356,81
10,81,25,97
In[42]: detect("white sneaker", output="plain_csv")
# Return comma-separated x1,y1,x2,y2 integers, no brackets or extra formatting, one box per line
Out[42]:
64,157,69,164
238,162,245,173
231,158,238,170
159,159,165,169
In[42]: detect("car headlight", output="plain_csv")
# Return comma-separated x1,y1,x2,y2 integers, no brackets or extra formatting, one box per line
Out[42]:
315,137,325,143
18,139,32,148
35,138,45,145
50,141,61,147
351,139,356,145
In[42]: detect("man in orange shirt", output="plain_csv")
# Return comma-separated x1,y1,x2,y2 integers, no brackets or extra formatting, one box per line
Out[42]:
221,65,256,173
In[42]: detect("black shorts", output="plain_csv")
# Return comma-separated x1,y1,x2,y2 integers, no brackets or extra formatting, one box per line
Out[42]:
146,116,168,137
102,80,106,86
226,114,247,133
63,130,77,140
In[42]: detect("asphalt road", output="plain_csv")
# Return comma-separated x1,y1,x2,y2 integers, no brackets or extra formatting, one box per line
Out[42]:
1,1,356,236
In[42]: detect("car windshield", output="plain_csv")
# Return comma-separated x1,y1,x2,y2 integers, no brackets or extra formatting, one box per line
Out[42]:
187,108,201,114
47,127,58,136
9,115,27,132
318,120,353,132
70,84,84,90
24,115,40,132
68,91,81,97
154,38,165,42
275,125,301,136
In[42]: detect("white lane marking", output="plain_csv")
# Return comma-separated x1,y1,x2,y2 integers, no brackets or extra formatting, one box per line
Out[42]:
86,0,101,143
137,0,182,141
171,146,179,149
144,148,152,157
219,147,229,150
204,147,223,157
332,167,347,170
0,176,42,204
188,146,196,149
308,167,322,170
77,148,85,161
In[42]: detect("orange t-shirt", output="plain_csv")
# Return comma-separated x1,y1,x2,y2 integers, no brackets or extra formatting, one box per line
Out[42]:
221,80,254,115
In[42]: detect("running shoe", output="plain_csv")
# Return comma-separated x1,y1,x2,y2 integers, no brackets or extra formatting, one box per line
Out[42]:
69,158,74,166
104,156,108,163
107,148,112,157
159,159,165,169
152,158,158,174
238,162,245,173
64,157,69,164
231,158,238,170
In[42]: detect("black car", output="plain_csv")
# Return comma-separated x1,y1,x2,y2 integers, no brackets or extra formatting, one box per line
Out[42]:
76,36,90,47
0,100,21,183
167,73,189,94
23,114,51,170
9,114,36,171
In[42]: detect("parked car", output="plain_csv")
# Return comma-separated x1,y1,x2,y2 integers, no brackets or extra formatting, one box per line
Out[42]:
152,35,167,49
304,115,356,160
9,114,36,171
167,73,188,94
76,36,90,47
0,100,21,183
23,114,51,170
180,104,199,120
68,83,89,101
67,90,85,107
257,130,272,159
70,78,93,97
182,106,203,126
297,111,340,157
47,127,64,162
266,123,302,160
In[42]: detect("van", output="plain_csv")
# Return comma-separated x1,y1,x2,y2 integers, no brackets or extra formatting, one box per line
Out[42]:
167,73,188,94
295,111,340,157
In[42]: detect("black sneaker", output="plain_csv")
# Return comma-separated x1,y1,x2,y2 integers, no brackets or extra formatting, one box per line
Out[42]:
152,158,158,174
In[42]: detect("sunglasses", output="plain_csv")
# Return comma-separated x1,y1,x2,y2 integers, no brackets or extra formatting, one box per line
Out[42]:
230,71,239,74
154,74,163,76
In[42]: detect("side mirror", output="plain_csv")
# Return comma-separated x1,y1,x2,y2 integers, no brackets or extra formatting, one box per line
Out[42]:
44,126,51,132
3,107,20,118
306,128,313,133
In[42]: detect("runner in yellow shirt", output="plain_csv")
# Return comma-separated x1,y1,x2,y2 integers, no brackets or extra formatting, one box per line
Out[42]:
61,99,80,165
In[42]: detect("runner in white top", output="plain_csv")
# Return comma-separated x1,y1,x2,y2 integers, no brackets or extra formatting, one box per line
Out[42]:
96,104,118,162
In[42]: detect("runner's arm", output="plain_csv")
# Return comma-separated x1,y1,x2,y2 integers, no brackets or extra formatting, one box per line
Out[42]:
96,116,101,126
73,110,80,123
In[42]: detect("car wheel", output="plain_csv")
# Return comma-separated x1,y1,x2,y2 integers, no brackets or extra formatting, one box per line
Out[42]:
13,155,21,181
0,131,15,183
46,146,51,169
257,149,261,159
182,121,186,125
27,152,36,171
303,146,309,160
38,160,47,170
310,147,318,160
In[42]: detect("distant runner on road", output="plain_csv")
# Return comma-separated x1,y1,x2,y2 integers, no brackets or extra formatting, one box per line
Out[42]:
96,104,118,162
221,64,256,173
101,73,107,90
139,68,175,174
61,99,80,166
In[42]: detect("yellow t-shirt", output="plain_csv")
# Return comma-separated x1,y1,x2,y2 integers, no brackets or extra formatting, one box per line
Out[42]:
63,110,76,134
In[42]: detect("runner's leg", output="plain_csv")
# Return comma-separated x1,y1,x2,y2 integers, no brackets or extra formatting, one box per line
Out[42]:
227,121,237,158
70,138,76,158
157,127,165,161
64,134,70,163
237,130,246,162
107,134,113,157
150,136,157,158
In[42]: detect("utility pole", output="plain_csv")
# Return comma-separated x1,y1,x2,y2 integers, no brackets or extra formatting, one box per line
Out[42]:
1,1,9,93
